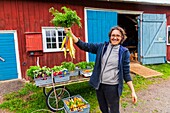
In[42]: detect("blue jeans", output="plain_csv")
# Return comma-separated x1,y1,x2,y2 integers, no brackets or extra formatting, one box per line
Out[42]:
96,83,120,113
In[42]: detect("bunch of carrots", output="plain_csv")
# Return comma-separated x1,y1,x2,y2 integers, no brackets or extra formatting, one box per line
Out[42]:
61,30,75,59
49,6,82,59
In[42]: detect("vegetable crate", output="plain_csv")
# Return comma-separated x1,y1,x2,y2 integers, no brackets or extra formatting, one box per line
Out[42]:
69,70,80,76
62,95,90,113
34,73,70,86
54,75,70,83
34,76,53,86
80,68,93,77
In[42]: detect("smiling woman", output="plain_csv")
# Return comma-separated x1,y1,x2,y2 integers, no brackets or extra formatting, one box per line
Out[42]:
65,26,137,113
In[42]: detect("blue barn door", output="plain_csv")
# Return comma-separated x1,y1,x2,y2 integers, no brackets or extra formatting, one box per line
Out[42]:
138,14,166,64
0,33,18,80
86,10,117,61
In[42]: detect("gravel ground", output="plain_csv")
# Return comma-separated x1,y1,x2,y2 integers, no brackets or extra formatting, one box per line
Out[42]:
0,79,25,96
121,79,170,113
0,79,170,113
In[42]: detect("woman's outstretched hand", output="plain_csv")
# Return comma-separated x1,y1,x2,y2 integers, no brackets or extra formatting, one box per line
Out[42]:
64,28,79,43
64,27,71,33
126,81,138,104
131,92,137,104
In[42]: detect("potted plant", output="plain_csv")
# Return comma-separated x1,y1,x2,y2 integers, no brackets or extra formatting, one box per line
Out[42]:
76,61,95,77
52,65,65,76
32,66,51,79
31,66,54,86
61,61,80,76
26,66,41,80
51,65,70,83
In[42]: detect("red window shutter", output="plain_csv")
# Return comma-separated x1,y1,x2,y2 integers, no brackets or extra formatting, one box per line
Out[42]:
25,33,43,52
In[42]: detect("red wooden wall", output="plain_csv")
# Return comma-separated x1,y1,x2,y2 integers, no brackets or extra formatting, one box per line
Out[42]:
166,13,170,61
1,0,170,80
0,0,86,80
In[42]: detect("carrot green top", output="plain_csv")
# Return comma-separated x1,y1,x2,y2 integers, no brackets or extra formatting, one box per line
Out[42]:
49,6,82,28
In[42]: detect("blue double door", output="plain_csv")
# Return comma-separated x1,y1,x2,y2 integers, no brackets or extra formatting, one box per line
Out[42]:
138,14,166,64
86,10,166,64
0,33,18,80
86,10,117,61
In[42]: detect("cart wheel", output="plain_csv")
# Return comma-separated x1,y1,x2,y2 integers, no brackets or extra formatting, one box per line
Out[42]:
46,87,70,112
43,87,52,97
43,86,64,97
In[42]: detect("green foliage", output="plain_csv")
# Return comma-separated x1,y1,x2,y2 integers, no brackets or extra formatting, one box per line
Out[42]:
76,61,87,69
26,66,41,79
61,61,76,71
0,98,25,111
27,66,52,79
49,6,82,28
41,66,52,76
76,61,95,69
122,101,128,108
86,62,95,69
145,63,170,79
51,65,65,72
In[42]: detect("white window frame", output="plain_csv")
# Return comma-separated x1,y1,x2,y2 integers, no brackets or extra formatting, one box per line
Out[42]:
42,27,65,52
167,25,170,45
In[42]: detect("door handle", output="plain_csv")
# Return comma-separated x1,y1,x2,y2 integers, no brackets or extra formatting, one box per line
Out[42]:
0,56,5,62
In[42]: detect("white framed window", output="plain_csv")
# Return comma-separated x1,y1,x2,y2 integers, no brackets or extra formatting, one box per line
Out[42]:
167,25,170,45
42,27,66,52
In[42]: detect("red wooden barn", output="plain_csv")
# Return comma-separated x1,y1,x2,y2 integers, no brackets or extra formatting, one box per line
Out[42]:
0,0,170,80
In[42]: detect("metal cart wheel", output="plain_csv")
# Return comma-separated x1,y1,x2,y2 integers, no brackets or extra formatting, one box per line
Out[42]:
46,86,70,112
43,86,64,97
43,87,52,97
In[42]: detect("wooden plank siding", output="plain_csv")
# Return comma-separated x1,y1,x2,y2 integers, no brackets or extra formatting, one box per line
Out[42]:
0,0,86,80
1,0,170,80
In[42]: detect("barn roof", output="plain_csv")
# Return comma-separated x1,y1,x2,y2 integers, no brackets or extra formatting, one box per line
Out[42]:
95,0,170,6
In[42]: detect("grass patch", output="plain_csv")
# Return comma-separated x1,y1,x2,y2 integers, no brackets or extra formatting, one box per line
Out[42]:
0,63,170,112
122,101,128,108
145,63,170,79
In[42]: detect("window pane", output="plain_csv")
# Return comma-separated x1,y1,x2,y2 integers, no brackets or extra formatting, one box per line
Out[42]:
46,38,51,42
63,31,66,36
52,37,56,42
51,30,56,36
59,42,62,48
46,31,50,36
58,31,62,36
58,36,63,42
52,43,57,48
47,43,51,48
